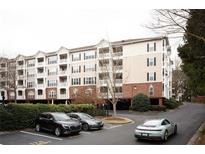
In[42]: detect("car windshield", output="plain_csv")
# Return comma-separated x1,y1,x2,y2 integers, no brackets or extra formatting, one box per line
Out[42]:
142,120,161,127
78,113,94,120
52,113,71,121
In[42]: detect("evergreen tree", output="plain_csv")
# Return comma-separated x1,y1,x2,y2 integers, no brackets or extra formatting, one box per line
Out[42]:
178,10,205,96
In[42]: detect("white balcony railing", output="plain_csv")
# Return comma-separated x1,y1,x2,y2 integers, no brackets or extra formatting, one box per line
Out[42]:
60,59,67,63
99,80,107,85
17,96,24,100
99,53,110,58
37,62,44,66
60,94,67,99
59,82,67,87
37,95,44,99
37,84,44,88
59,70,67,75
115,79,122,84
113,52,123,57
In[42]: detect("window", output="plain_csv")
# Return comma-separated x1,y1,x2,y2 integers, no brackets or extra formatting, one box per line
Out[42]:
18,80,23,86
154,42,156,51
85,88,93,96
27,59,35,67
37,78,44,84
147,57,156,66
71,78,81,85
38,90,43,95
27,81,35,88
149,85,154,96
37,57,44,63
147,72,156,81
84,51,96,60
72,53,81,61
84,77,96,85
84,64,96,72
48,68,57,76
27,69,35,77
48,80,57,87
48,56,57,64
60,89,66,95
1,63,6,67
162,120,170,125
18,91,23,96
146,43,156,52
147,43,149,52
27,91,35,99
48,90,57,98
72,65,81,73
100,87,108,93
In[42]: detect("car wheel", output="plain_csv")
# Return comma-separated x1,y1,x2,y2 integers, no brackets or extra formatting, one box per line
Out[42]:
82,123,89,131
174,125,177,135
55,127,61,137
163,130,168,141
35,124,41,132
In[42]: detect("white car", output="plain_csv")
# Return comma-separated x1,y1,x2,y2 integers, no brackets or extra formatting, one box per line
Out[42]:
134,119,177,141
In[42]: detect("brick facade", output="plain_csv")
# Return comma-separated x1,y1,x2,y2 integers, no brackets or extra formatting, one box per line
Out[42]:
122,82,163,99
69,85,96,99
46,88,57,100
25,89,35,100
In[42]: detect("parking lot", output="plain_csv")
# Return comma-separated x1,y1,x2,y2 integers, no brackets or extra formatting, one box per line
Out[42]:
0,123,133,145
1,103,205,145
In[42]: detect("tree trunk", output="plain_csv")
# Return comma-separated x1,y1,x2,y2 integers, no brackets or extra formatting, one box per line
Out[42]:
112,103,117,117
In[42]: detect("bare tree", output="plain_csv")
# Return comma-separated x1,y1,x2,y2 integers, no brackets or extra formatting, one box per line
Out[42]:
98,43,123,116
147,9,205,43
172,58,188,101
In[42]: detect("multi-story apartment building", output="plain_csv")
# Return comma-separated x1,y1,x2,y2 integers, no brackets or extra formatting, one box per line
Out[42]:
0,36,172,107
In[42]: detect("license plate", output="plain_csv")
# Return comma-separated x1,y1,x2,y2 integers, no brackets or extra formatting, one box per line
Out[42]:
141,133,148,137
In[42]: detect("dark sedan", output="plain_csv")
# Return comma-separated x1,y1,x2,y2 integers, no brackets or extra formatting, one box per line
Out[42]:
67,112,104,131
35,112,82,136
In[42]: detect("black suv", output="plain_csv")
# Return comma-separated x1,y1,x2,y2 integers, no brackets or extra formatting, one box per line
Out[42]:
35,112,82,136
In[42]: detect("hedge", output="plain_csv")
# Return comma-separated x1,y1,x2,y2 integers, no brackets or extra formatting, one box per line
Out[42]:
0,103,101,131
164,98,182,109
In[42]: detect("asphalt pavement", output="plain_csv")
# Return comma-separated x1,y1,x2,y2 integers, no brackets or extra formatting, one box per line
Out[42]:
0,102,205,145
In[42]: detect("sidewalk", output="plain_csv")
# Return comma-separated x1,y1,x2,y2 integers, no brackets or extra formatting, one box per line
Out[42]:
187,121,205,144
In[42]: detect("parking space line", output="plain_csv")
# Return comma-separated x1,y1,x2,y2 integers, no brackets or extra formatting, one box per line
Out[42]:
104,125,122,130
20,131,63,141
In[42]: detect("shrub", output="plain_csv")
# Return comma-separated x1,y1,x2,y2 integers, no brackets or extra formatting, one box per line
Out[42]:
149,105,166,111
131,93,151,112
0,103,97,131
164,98,182,109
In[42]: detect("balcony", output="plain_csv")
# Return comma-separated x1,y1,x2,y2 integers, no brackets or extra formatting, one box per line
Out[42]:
17,96,24,100
27,63,35,67
115,79,122,84
37,95,44,99
59,70,67,75
59,94,67,99
99,80,107,85
60,59,67,63
27,95,35,99
37,84,44,88
27,74,35,78
113,52,123,57
59,82,67,87
99,53,110,59
37,62,44,66
37,72,45,77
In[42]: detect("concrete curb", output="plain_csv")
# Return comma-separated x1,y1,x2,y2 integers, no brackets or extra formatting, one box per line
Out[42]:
187,121,205,145
102,117,134,124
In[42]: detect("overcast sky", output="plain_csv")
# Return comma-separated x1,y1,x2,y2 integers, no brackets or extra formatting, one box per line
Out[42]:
0,0,185,59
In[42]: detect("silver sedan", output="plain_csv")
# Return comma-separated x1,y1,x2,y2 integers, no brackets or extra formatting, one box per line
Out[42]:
134,119,177,141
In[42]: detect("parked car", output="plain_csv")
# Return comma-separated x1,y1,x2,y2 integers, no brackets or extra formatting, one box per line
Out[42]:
35,112,82,136
67,112,104,131
134,119,177,141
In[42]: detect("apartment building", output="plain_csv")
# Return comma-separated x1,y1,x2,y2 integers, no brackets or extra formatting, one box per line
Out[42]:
0,36,172,107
